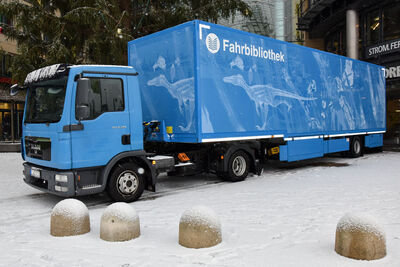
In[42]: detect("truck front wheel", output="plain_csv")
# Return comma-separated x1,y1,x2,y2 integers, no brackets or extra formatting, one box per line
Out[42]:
223,150,250,182
107,162,145,202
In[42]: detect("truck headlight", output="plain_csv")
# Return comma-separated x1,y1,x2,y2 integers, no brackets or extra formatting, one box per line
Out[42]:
55,174,68,183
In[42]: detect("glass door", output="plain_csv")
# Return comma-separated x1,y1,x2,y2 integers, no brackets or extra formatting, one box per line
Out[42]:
0,110,11,141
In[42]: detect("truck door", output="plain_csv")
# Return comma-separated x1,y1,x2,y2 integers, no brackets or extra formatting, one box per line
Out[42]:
70,74,131,169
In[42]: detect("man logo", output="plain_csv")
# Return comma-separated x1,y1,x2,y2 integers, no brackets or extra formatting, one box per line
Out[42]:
206,33,220,54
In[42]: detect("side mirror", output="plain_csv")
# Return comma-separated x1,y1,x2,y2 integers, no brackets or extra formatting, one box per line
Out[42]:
76,78,90,121
76,105,90,121
10,84,21,96
76,78,90,105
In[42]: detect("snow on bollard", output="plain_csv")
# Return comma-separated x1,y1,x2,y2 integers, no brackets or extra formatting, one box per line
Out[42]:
50,199,90,237
179,205,222,249
335,213,386,260
100,202,140,242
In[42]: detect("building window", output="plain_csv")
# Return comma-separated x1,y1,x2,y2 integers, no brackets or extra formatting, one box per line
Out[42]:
366,9,380,46
0,14,12,26
325,27,346,56
0,54,12,77
384,4,400,41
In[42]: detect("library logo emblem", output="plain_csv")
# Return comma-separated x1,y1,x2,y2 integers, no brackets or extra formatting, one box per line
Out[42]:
206,33,220,54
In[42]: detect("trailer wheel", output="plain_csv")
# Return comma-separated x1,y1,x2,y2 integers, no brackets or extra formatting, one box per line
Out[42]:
225,150,250,182
349,136,363,158
107,162,145,202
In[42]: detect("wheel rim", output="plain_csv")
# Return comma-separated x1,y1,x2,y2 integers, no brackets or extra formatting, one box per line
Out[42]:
354,140,361,154
117,170,139,195
232,156,246,176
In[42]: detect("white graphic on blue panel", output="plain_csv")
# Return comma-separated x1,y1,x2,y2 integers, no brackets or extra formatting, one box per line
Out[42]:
248,68,254,84
304,79,323,130
307,80,317,94
312,53,371,130
175,57,181,66
230,55,244,70
153,56,166,71
170,57,181,82
343,60,354,87
147,74,195,131
223,74,316,130
201,107,214,133
170,64,176,82
206,33,220,54
367,65,385,127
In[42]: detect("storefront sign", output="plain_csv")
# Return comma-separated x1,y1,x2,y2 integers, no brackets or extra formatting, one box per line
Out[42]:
385,65,400,79
366,38,400,58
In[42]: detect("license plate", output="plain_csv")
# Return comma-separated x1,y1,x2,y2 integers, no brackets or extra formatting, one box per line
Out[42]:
30,168,41,178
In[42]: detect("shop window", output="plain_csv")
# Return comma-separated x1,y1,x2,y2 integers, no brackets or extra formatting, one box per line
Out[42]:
17,103,24,110
366,9,380,46
0,101,24,142
0,103,10,109
0,111,11,141
384,5,400,41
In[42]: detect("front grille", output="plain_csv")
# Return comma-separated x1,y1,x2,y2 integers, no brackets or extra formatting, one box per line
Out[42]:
25,136,51,161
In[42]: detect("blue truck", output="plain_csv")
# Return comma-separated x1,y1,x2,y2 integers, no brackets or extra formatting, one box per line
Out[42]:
17,20,385,202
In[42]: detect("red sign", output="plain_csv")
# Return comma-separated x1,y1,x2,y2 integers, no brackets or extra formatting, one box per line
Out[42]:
0,77,13,84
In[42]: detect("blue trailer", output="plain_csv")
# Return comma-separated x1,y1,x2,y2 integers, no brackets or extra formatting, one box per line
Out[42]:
18,20,385,202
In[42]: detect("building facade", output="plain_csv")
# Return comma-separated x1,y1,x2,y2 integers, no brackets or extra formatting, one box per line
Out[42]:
0,14,24,145
221,0,301,42
298,0,400,144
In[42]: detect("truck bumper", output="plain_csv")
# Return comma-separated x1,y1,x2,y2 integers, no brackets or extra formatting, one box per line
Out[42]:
23,162,76,197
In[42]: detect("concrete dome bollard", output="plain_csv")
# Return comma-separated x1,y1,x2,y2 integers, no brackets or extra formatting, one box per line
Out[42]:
335,213,386,260
50,199,90,237
179,205,222,249
100,202,140,242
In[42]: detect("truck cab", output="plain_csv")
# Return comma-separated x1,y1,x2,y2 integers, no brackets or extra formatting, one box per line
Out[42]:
22,64,161,202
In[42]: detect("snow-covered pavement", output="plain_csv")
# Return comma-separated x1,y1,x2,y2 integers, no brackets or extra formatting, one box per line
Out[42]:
1,151,399,266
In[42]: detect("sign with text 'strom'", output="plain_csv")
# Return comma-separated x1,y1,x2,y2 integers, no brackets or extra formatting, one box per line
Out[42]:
366,38,400,58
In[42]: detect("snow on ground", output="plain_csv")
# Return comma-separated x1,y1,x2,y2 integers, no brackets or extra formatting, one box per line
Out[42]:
1,151,400,266
0,153,38,200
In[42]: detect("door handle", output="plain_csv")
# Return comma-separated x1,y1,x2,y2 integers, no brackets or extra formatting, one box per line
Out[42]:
63,124,84,132
122,134,131,145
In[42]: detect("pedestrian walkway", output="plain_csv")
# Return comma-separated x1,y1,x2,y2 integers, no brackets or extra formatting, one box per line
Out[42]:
0,142,20,152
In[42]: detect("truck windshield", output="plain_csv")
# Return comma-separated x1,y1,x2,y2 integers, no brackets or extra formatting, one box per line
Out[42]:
24,75,68,123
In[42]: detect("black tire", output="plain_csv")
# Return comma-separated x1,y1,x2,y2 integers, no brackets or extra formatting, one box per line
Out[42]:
107,162,145,202
224,150,250,182
349,136,363,158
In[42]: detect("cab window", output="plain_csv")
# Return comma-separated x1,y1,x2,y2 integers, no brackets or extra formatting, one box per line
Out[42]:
77,78,124,120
